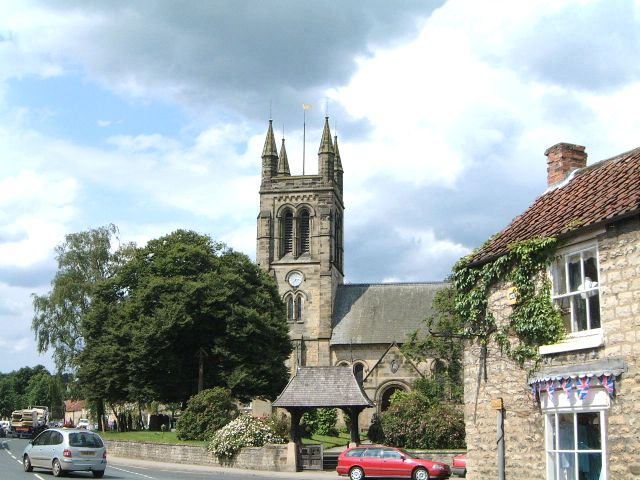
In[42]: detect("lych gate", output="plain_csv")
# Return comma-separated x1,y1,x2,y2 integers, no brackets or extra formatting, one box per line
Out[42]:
272,366,374,471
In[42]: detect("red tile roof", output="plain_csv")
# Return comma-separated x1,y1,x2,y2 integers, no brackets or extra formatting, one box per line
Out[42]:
469,146,640,266
64,399,86,412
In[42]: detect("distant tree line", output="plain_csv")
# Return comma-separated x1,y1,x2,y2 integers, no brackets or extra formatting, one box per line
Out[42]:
32,225,292,429
0,366,68,420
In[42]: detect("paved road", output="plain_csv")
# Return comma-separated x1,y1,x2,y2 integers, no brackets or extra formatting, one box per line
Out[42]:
1,437,337,480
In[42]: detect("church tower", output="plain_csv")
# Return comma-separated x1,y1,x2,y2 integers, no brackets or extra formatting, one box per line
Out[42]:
256,117,344,368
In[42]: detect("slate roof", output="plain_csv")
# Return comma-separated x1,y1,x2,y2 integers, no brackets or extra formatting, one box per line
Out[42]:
330,282,447,345
272,366,374,408
469,146,640,266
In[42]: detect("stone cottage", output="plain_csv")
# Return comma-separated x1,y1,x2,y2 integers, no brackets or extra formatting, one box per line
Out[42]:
461,143,640,479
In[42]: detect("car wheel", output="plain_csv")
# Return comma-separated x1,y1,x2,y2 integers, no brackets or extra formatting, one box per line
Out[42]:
92,470,105,478
413,467,429,480
349,466,365,480
52,459,64,477
23,454,33,472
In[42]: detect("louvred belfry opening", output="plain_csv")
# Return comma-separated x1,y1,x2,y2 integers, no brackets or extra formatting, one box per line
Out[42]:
299,210,310,254
283,211,293,255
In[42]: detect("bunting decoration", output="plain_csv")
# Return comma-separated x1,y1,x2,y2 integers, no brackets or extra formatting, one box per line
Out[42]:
561,377,573,395
576,376,591,400
600,375,615,397
547,380,556,399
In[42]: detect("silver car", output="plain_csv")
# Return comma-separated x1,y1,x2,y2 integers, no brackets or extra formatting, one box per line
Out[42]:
22,428,107,478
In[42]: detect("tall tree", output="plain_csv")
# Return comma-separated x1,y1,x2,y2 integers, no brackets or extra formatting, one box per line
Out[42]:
78,230,292,406
32,224,134,372
402,284,465,403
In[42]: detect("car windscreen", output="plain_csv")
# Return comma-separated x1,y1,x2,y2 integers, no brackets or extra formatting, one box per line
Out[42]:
69,432,104,448
399,449,417,459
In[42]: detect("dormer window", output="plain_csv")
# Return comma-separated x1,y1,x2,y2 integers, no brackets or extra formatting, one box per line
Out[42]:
551,243,601,333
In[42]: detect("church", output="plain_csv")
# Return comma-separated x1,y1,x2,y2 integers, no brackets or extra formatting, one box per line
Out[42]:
256,117,446,430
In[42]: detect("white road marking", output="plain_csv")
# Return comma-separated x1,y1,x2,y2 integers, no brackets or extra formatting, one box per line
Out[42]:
110,465,156,478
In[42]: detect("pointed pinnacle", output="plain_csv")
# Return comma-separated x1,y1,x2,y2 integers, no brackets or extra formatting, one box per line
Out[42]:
334,135,343,172
262,120,278,158
318,116,334,154
277,138,290,175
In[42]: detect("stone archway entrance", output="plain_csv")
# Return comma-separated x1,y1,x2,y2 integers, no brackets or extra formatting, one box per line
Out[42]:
379,384,408,412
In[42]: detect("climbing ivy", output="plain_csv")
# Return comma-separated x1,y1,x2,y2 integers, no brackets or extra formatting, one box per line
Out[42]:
452,237,565,366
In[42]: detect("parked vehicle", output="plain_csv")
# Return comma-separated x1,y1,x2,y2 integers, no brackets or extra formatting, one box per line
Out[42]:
451,453,467,477
23,428,107,478
77,418,91,429
337,446,451,480
10,406,48,438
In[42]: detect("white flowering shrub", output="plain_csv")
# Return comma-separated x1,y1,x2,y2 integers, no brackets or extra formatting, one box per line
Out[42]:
208,414,287,458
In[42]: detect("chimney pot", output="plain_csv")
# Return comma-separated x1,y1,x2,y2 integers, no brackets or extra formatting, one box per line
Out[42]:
545,143,587,186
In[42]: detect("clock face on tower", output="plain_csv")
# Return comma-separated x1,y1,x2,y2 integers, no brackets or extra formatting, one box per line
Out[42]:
287,271,304,288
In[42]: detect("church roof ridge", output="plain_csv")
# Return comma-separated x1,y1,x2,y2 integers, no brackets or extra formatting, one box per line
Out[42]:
342,281,448,287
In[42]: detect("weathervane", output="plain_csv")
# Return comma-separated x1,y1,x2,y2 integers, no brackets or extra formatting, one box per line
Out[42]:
302,103,312,175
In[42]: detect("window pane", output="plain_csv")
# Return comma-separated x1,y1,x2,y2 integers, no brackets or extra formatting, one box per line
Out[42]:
588,295,601,329
583,250,598,283
547,452,558,480
548,414,558,449
577,413,601,450
287,296,294,321
296,296,303,321
568,254,582,292
555,297,572,332
553,257,567,295
560,452,576,480
558,414,574,450
578,453,601,479
573,295,588,331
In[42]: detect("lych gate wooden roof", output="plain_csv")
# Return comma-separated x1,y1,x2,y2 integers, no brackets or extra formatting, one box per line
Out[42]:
272,366,374,409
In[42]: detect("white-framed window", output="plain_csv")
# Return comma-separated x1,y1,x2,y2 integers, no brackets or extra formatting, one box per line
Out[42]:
542,386,610,480
551,243,601,333
545,410,606,480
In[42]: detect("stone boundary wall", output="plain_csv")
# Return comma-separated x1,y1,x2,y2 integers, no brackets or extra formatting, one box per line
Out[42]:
105,440,464,472
105,440,289,471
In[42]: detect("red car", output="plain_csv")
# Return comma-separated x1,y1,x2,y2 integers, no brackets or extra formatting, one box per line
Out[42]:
451,454,467,477
337,446,451,480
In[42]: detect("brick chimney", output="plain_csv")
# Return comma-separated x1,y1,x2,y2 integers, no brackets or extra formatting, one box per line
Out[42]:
545,143,587,186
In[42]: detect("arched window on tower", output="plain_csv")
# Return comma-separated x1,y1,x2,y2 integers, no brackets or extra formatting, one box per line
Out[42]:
282,210,294,256
286,294,294,322
295,294,303,322
298,209,310,255
285,292,304,322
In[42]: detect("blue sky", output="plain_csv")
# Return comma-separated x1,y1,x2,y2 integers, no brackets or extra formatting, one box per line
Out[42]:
2,0,640,373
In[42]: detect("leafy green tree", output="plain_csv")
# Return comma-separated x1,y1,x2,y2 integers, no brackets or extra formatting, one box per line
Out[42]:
176,387,238,441
373,386,465,449
302,408,338,436
402,285,464,403
78,230,292,406
32,224,134,373
0,366,64,418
